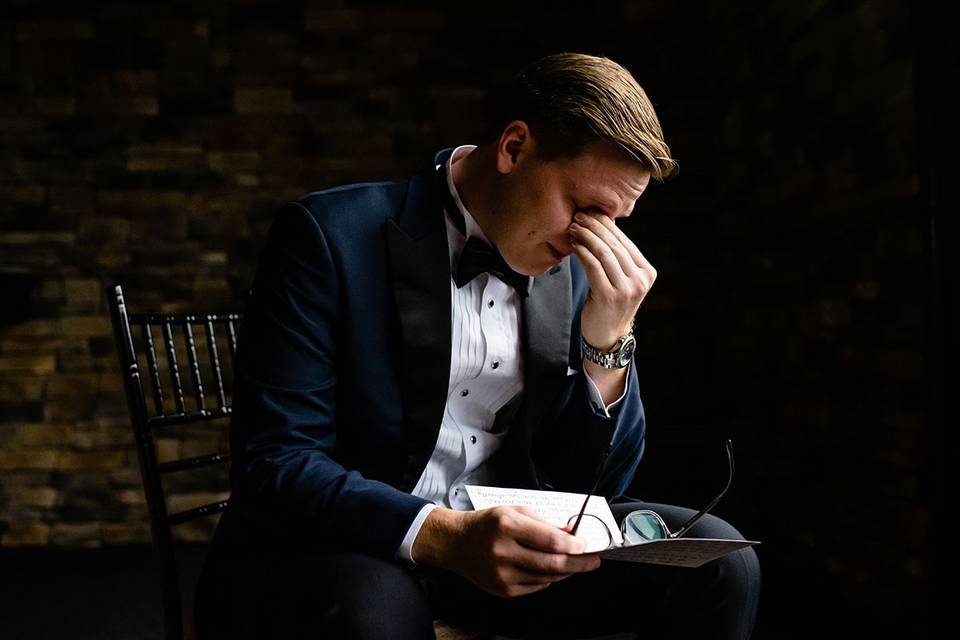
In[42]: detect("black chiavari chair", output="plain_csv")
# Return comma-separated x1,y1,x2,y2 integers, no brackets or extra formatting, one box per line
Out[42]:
107,284,240,640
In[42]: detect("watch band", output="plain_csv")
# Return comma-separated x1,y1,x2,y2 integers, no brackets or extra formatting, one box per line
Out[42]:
583,329,636,369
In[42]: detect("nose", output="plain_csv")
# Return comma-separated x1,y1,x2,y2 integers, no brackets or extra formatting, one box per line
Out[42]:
613,201,636,220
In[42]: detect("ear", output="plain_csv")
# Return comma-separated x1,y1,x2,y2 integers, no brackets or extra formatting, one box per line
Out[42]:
495,120,533,174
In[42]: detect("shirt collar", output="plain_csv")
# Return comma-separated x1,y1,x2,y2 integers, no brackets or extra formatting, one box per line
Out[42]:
445,145,490,244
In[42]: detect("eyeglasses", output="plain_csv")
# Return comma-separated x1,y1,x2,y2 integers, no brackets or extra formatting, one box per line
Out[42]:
567,439,735,551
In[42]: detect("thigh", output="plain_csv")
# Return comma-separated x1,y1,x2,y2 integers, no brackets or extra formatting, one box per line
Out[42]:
199,511,435,640
420,540,681,639
610,499,761,639
609,499,749,540
269,549,435,640
421,500,757,639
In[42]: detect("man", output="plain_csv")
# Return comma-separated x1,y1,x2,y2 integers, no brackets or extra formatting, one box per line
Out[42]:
196,53,760,639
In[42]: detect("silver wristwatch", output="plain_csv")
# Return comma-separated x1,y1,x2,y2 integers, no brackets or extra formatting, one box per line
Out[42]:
583,330,636,369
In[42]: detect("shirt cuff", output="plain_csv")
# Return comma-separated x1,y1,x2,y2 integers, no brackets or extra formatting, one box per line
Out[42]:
396,503,438,564
583,360,631,418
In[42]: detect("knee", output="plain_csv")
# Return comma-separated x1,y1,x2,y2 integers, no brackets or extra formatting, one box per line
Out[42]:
715,546,761,594
330,555,425,610
700,543,762,615
689,514,761,597
310,553,434,638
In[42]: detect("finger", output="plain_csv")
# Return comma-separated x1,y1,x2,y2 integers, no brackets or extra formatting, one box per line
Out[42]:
499,578,566,598
500,583,550,598
511,507,584,551
592,216,652,268
513,506,546,522
508,544,602,577
571,216,644,281
569,223,632,291
501,563,577,586
506,511,587,555
590,215,656,276
571,220,656,297
571,240,615,293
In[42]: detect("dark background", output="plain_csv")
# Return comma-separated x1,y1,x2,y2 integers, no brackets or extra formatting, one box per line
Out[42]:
2,1,954,638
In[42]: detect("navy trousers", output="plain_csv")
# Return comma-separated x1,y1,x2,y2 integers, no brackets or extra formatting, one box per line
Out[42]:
196,501,761,639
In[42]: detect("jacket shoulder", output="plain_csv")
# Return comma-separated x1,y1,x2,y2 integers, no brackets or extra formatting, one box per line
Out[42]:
291,180,409,231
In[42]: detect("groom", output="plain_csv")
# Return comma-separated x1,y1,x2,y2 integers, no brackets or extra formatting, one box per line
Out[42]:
196,53,760,639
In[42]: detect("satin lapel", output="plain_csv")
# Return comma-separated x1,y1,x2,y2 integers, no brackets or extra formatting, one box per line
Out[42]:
387,152,454,492
501,261,572,487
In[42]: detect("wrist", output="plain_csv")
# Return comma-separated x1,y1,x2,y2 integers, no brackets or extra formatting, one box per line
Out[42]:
583,356,627,377
411,507,466,569
583,320,635,370
582,319,635,352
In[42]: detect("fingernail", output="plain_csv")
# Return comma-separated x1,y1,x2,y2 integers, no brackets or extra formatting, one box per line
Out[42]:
575,213,586,222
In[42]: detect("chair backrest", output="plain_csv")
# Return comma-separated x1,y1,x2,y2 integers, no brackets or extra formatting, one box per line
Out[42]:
107,284,241,640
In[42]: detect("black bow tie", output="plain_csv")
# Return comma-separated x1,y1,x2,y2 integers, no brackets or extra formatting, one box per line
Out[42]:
437,157,531,297
455,235,531,296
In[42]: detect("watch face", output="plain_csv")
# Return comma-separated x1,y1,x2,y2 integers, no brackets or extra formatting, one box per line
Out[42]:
617,336,637,367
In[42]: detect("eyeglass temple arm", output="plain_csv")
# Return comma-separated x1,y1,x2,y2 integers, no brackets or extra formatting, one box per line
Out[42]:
669,439,735,539
569,449,611,536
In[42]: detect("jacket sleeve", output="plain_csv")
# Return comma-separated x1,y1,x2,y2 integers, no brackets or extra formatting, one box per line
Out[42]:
532,266,646,499
228,202,430,561
533,359,646,499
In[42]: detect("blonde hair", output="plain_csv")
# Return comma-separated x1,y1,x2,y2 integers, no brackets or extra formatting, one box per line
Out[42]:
489,53,678,182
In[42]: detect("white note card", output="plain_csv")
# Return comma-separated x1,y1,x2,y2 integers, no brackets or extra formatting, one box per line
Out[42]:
464,484,621,552
464,485,760,567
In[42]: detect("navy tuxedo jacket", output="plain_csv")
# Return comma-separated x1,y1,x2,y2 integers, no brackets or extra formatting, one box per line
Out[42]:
226,148,647,562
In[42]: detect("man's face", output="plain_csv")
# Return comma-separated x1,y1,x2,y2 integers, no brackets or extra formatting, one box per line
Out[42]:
490,139,652,276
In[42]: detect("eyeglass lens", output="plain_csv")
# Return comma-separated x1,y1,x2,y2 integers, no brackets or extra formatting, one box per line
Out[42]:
566,513,613,551
621,511,668,545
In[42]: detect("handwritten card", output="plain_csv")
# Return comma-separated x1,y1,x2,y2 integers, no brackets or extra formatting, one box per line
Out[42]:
464,485,760,568
464,485,620,552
